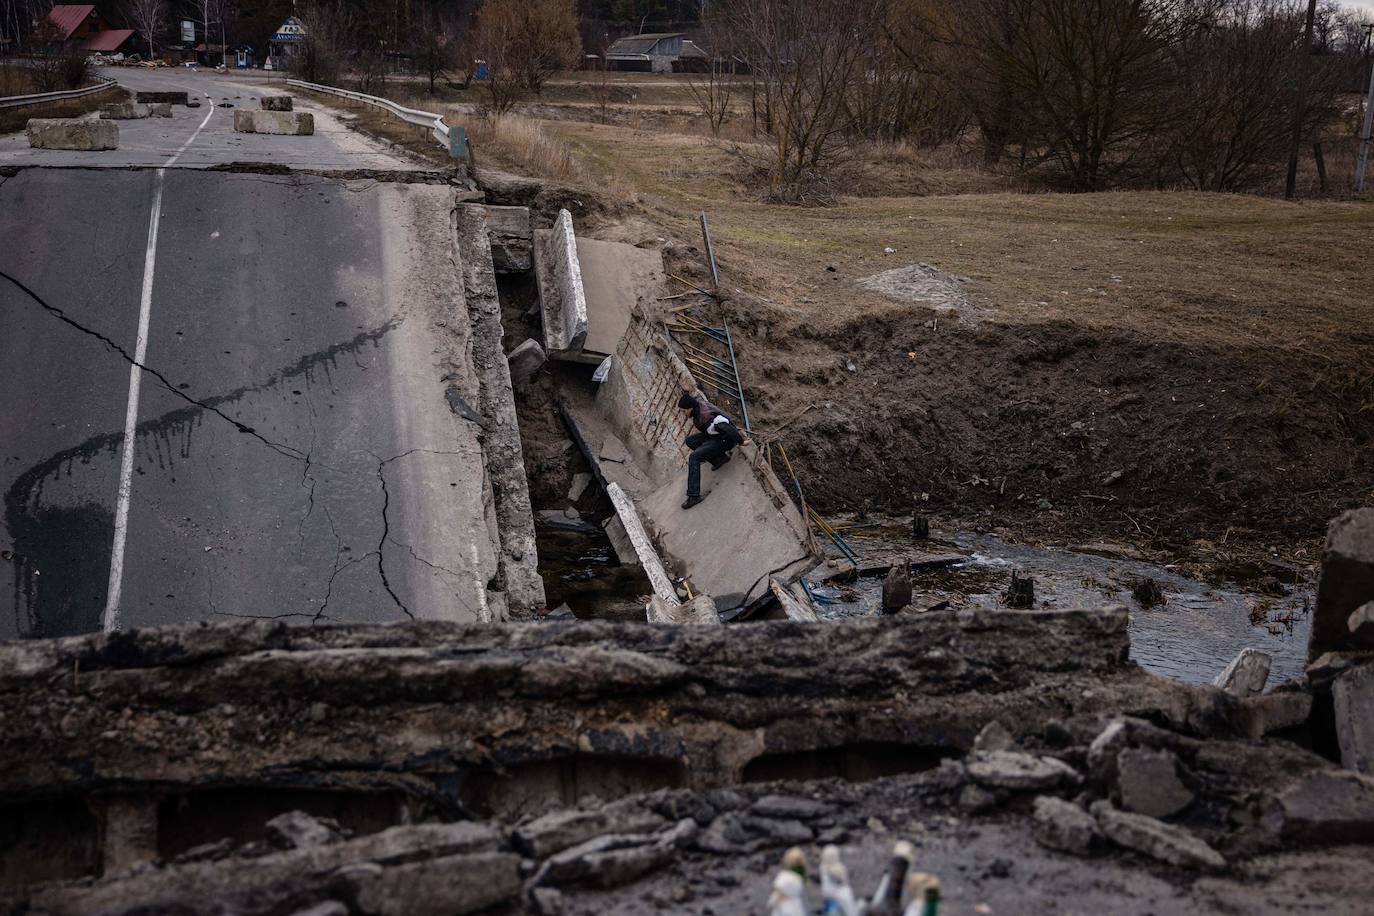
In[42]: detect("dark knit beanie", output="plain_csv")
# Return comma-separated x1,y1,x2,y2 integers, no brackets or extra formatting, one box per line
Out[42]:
677,392,696,410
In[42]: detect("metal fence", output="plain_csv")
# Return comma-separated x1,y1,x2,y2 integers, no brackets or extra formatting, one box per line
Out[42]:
0,75,119,110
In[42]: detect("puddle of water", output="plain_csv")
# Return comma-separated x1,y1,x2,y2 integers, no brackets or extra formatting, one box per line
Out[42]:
815,526,1313,687
535,520,650,622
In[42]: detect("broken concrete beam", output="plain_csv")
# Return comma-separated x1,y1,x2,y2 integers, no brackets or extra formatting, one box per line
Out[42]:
455,205,544,614
607,482,680,607
100,102,151,119
232,109,314,135
507,338,546,386
1213,647,1271,697
483,205,533,272
26,118,118,150
647,594,720,624
0,609,1193,800
1032,796,1101,855
1116,747,1193,818
514,804,667,859
260,94,294,111
1090,801,1225,870
1238,690,1313,738
1332,662,1374,774
967,750,1081,790
533,209,589,359
135,90,189,105
1278,768,1374,845
30,823,512,915
1310,508,1374,662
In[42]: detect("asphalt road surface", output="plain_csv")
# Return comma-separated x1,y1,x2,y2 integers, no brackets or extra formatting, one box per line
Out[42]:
1,70,504,637
0,67,425,170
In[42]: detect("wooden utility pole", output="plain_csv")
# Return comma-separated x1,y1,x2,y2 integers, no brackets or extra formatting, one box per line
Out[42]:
1284,0,1318,200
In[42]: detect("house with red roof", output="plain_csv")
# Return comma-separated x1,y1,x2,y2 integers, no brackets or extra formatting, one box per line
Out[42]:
43,5,138,56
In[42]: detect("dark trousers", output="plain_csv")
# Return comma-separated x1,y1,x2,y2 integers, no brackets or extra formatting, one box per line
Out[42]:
685,433,730,498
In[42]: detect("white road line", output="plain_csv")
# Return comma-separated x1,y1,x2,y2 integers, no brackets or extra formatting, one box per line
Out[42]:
102,94,215,632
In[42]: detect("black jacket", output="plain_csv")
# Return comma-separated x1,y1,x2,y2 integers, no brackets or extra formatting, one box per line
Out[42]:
691,403,744,450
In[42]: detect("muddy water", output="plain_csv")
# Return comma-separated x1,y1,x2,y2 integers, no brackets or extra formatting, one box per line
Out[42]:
536,522,651,621
816,527,1313,687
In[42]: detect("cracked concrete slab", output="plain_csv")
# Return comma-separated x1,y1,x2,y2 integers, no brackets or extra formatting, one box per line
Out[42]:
0,168,501,634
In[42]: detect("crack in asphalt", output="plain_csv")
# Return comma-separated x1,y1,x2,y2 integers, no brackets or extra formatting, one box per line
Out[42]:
0,268,306,463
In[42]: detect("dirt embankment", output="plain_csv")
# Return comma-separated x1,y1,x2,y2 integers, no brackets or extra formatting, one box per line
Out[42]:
722,293,1373,563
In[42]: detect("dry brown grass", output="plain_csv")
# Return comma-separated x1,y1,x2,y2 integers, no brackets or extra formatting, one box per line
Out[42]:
465,113,580,182
534,116,1374,367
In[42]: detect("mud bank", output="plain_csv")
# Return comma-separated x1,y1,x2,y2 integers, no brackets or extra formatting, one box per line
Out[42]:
723,298,1373,567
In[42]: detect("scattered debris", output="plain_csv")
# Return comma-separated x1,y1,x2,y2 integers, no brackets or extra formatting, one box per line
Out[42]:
1004,570,1035,609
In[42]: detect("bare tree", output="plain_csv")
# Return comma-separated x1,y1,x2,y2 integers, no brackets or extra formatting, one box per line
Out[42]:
727,0,885,199
124,0,167,59
959,0,1203,190
687,10,737,137
411,0,462,94
295,0,355,85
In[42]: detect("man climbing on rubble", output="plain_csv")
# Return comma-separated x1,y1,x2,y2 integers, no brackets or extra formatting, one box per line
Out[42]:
677,391,751,509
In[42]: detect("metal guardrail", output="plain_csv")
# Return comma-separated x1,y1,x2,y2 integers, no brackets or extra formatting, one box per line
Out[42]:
285,78,453,153
0,75,119,110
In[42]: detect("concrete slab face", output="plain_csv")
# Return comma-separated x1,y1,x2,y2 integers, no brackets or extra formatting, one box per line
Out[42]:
26,119,118,151
575,237,666,359
261,95,294,111
1310,509,1374,662
100,103,151,119
532,210,588,359
507,338,546,386
483,205,532,272
607,483,678,604
134,90,189,105
642,454,814,617
233,109,315,135
1333,663,1374,774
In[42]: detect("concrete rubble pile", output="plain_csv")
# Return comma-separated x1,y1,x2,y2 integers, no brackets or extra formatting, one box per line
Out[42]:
4,585,1374,911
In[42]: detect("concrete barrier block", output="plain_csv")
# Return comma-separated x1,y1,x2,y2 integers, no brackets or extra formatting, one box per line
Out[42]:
26,118,118,151
135,90,188,105
148,103,173,118
99,102,150,120
233,109,314,135
260,94,294,111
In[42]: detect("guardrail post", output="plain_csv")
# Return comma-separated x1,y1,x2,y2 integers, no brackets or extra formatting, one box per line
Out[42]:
448,124,470,162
